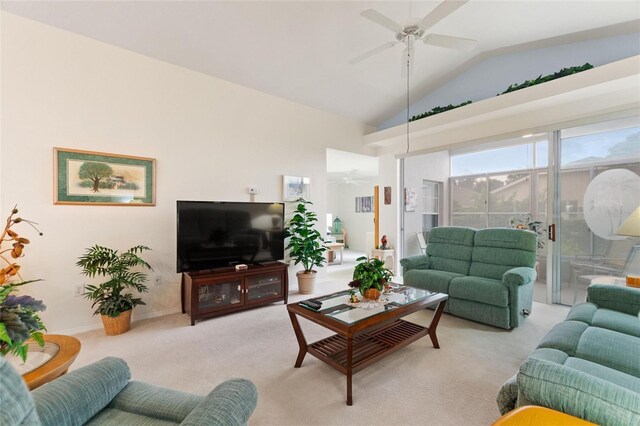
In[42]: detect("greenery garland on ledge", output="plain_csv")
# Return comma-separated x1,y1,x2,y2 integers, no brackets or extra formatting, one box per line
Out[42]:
410,100,472,122
499,63,593,95
409,63,594,123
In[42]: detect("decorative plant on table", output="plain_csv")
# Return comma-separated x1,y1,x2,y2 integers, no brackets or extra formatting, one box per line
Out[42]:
0,205,45,362
284,198,327,294
349,256,393,302
77,245,152,336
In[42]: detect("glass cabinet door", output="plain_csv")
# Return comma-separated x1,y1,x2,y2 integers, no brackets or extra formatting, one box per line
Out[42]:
246,272,283,302
197,279,242,312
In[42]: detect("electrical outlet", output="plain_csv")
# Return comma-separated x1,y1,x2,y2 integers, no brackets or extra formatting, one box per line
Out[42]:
74,284,84,297
154,275,161,286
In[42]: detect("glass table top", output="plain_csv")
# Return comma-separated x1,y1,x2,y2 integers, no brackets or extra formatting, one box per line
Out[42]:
310,286,437,325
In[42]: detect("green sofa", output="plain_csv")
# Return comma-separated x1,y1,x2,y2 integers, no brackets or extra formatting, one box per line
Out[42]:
497,284,640,425
0,356,258,425
400,226,537,329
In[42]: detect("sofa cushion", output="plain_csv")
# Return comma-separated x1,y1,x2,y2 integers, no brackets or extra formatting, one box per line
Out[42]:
575,327,640,377
474,227,537,251
425,227,475,275
564,357,640,394
87,408,179,425
449,276,508,307
587,284,640,316
566,302,640,338
447,298,510,329
403,269,463,294
427,226,475,246
470,228,537,280
106,381,202,423
536,320,589,356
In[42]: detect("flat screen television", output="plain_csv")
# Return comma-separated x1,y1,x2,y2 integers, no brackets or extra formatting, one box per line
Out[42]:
177,200,285,273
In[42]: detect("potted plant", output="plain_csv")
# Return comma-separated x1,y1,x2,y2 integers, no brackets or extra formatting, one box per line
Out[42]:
284,199,327,294
349,256,393,301
77,245,152,336
0,206,45,362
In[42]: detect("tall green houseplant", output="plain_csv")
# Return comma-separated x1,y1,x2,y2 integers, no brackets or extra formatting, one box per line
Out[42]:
284,199,327,294
77,245,152,335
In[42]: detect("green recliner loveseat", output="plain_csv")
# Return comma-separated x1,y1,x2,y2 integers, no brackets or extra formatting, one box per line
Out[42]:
400,226,537,329
497,284,640,425
0,356,258,426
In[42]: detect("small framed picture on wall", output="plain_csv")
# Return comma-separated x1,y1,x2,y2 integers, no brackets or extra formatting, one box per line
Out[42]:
283,175,310,201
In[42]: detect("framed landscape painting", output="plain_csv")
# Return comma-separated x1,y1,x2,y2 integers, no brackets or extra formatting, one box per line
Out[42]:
54,148,156,206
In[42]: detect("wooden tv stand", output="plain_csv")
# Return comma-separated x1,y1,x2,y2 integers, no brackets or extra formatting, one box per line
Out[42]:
181,262,288,325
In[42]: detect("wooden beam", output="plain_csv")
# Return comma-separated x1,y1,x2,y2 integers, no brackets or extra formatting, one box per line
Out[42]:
374,185,380,249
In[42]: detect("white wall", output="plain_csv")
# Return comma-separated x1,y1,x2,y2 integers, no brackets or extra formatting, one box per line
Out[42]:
326,180,375,252
0,13,374,333
402,151,450,258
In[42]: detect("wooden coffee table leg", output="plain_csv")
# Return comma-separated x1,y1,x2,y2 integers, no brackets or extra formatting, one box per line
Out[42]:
346,336,353,406
288,312,308,367
426,299,447,349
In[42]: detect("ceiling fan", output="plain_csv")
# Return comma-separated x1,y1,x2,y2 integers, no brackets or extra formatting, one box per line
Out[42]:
349,0,476,73
329,170,368,185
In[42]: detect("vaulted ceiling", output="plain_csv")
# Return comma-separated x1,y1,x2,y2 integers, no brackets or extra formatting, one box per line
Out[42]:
2,1,639,127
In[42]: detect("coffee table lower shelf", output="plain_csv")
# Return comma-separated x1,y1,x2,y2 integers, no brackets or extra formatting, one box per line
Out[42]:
308,319,427,374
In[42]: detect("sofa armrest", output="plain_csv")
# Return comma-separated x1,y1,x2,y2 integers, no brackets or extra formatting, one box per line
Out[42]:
399,255,430,274
502,267,536,286
180,378,258,426
32,357,131,426
587,284,640,316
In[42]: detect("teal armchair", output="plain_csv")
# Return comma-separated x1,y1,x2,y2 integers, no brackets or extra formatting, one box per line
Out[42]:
0,356,257,426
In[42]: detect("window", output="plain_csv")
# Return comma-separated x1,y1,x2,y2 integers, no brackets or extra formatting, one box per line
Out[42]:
422,180,442,239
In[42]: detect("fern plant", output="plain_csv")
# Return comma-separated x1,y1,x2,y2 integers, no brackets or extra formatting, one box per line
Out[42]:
284,199,327,273
77,245,152,317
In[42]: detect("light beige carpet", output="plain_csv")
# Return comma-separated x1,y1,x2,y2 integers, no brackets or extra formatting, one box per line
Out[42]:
71,259,569,426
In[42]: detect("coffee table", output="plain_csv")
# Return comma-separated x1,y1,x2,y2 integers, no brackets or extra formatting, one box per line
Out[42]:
287,286,448,405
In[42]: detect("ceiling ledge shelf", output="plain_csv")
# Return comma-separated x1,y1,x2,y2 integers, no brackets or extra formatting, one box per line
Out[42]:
365,55,640,155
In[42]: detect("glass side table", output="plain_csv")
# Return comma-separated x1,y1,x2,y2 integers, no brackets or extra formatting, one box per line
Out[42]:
6,334,81,390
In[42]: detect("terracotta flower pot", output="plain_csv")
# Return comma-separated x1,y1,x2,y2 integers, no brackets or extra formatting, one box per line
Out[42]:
362,288,381,301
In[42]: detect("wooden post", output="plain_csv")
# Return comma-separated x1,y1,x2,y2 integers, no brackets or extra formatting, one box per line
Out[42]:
374,185,380,250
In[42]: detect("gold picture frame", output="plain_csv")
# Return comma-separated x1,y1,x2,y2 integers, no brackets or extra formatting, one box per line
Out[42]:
54,148,156,206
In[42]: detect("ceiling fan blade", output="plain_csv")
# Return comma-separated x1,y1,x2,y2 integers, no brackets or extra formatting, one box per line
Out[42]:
419,0,469,31
348,41,398,65
424,33,477,51
361,9,403,33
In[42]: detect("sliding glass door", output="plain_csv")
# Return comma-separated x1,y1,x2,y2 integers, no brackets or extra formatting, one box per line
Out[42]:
552,117,640,304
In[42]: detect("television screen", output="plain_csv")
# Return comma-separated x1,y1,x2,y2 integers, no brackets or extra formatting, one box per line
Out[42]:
177,201,285,273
